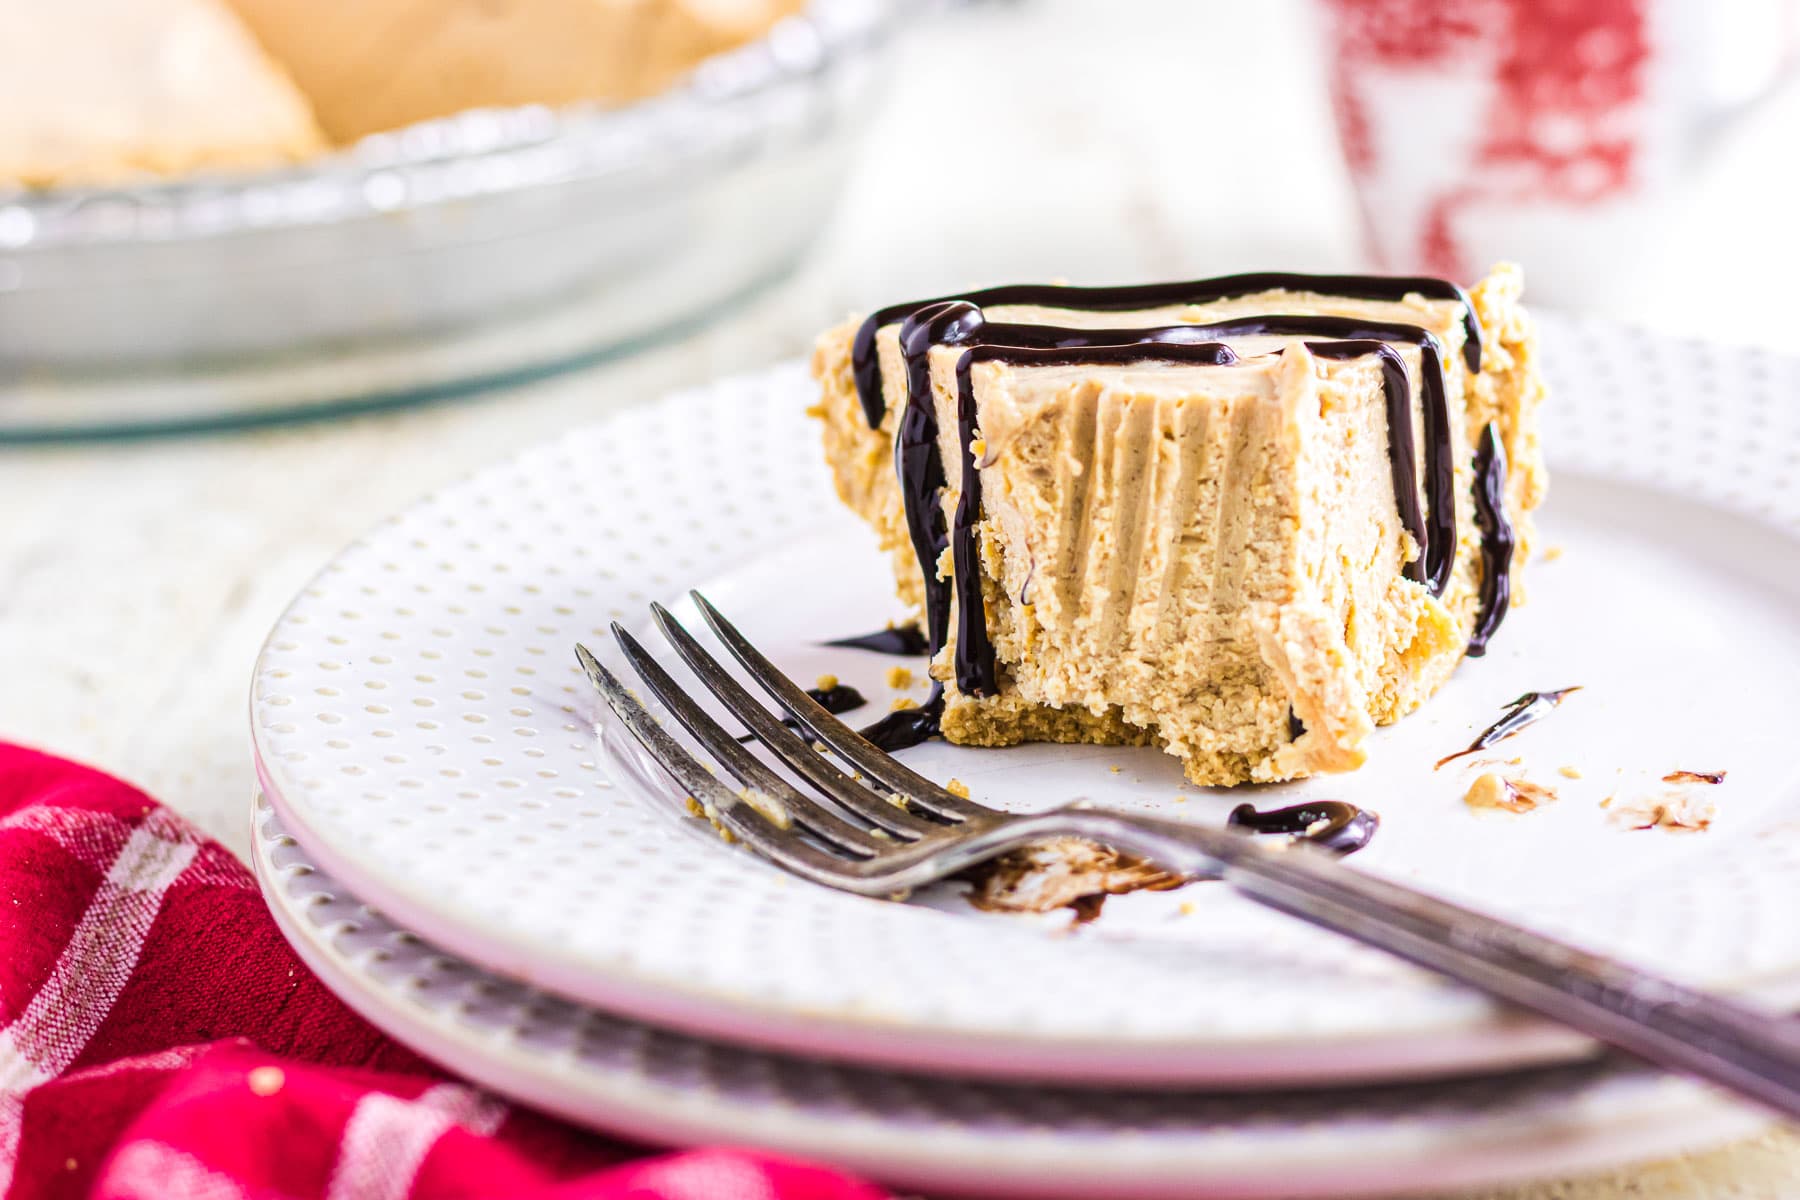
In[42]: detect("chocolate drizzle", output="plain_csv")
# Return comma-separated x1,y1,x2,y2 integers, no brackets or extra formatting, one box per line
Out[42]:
893,304,975,677
1466,422,1514,656
952,347,998,695
1228,800,1379,855
823,625,929,656
1297,339,1454,594
1436,687,1582,769
845,270,1509,752
851,272,1482,428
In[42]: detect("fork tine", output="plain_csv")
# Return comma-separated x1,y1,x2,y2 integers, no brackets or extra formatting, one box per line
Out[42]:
649,603,943,840
688,591,990,822
606,629,891,857
574,644,861,877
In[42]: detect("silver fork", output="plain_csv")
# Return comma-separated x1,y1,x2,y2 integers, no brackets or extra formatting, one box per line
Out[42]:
575,592,1800,1121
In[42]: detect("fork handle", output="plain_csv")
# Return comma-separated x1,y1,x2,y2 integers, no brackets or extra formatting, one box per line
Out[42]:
1051,808,1800,1121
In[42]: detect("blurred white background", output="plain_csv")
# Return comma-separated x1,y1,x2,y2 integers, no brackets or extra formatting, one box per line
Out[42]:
822,0,1800,349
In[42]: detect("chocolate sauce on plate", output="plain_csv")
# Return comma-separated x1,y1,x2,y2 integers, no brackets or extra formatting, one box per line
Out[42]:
824,625,930,656
856,691,945,752
1436,687,1582,769
1229,800,1379,855
806,683,868,714
737,683,869,744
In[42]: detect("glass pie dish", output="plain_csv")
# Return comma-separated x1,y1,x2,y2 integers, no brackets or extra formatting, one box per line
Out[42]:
0,0,898,440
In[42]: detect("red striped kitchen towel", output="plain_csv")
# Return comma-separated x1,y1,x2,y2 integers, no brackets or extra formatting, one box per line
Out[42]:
0,743,886,1200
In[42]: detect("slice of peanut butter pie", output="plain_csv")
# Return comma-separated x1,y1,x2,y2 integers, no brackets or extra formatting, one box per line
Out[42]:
810,265,1546,785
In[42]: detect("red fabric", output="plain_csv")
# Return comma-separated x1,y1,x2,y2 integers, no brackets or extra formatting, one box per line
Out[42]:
0,744,887,1200
1324,0,1651,276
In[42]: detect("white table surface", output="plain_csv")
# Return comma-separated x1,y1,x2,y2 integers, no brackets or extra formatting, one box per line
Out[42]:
1,1,1794,1194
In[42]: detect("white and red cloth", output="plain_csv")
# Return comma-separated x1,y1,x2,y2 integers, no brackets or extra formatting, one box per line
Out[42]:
0,743,887,1200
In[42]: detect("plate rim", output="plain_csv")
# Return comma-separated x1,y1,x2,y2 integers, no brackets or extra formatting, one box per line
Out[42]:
251,792,1772,1200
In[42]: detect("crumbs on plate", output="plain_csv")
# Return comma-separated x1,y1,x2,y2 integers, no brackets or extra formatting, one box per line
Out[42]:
1605,767,1725,831
1662,769,1726,785
1607,791,1714,832
1463,772,1558,814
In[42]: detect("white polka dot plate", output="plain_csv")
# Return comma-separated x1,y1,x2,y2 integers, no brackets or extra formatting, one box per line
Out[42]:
251,315,1800,1087
250,793,1771,1200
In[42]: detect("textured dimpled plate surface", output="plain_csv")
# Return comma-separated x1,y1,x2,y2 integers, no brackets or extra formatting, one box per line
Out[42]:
251,314,1800,1085
250,795,1769,1200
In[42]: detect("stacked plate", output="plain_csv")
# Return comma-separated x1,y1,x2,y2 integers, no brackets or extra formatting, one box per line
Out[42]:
249,316,1800,1199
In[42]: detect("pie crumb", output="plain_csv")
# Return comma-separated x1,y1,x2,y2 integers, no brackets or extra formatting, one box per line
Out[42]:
886,665,914,689
815,673,839,691
1558,765,1583,779
738,787,791,830
946,778,971,800
891,697,918,712
1542,545,1565,562
1610,790,1715,832
1662,769,1726,785
1464,772,1557,813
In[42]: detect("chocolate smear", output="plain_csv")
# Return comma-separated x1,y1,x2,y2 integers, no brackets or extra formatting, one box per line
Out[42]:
1436,688,1582,769
824,626,930,656
736,683,868,743
1662,770,1726,785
